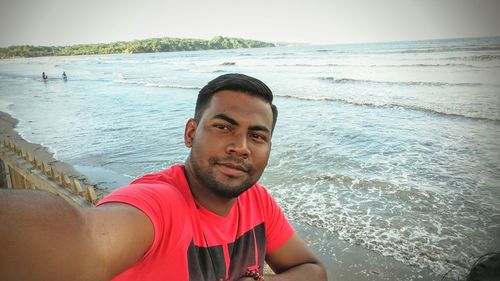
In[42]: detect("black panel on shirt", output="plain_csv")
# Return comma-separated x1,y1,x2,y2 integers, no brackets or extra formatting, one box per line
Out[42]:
187,222,266,281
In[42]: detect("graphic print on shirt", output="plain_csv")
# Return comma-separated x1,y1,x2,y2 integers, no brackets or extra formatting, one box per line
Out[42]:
187,223,266,281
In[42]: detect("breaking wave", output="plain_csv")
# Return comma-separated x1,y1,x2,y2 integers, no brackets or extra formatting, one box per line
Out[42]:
276,94,500,122
113,76,201,90
319,77,483,87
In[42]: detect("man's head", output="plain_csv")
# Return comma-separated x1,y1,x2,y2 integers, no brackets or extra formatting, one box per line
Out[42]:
184,74,277,199
194,73,278,133
466,252,500,281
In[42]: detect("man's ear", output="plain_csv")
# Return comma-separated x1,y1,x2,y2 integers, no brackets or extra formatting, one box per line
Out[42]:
184,119,197,148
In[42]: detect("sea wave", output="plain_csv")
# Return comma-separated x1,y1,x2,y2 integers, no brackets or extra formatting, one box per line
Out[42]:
383,63,477,68
320,76,483,87
188,69,227,73
113,76,201,90
276,94,500,122
292,63,477,68
270,172,491,279
398,45,500,54
444,54,500,61
102,59,165,65
162,59,481,69
315,49,335,53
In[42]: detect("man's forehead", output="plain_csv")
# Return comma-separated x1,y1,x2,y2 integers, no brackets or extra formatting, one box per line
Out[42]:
205,91,273,124
209,90,269,109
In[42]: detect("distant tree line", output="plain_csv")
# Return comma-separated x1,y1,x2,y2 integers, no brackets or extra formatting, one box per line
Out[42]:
0,36,275,59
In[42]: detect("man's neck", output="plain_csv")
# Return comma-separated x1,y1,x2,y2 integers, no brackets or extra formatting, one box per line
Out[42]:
184,163,236,217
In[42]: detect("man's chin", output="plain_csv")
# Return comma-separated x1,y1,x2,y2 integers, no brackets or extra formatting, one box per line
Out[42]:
213,187,248,199
211,180,253,199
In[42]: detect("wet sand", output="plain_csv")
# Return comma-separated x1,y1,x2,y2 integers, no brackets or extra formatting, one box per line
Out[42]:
293,222,448,280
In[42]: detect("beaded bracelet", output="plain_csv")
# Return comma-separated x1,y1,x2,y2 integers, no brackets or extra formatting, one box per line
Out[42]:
243,268,265,281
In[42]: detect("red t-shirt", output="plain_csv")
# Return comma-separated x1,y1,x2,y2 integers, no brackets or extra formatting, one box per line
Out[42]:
97,164,294,281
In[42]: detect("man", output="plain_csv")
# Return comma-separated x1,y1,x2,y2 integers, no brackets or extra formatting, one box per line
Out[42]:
0,74,327,281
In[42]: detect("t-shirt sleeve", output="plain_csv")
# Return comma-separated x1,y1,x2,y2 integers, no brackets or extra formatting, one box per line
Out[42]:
96,183,171,259
260,187,295,254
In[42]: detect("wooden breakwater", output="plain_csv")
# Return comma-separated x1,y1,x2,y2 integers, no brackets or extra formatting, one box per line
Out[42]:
0,136,103,207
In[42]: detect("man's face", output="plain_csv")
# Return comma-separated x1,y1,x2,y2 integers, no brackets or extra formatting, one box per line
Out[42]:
185,90,273,198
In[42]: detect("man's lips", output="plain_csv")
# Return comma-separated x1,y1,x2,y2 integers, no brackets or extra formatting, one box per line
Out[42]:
216,162,248,176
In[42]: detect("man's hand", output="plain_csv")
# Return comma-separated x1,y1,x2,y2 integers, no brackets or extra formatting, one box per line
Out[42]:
0,189,154,281
237,234,327,281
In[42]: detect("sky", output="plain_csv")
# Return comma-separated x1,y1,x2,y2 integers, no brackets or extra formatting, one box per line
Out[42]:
0,0,499,47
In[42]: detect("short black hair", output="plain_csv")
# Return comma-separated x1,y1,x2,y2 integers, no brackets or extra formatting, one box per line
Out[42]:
466,252,500,281
194,73,278,132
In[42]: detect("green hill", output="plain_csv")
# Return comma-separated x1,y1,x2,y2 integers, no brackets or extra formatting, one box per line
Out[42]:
0,36,275,59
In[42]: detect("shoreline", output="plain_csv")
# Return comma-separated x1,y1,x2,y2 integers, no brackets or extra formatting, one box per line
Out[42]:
293,222,446,281
0,111,74,176
0,111,106,201
0,110,446,280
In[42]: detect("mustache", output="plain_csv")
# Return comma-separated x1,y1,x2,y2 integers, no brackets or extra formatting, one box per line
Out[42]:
209,156,254,173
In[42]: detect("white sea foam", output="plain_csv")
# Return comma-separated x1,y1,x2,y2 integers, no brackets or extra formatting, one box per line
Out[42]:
113,75,201,90
275,94,500,121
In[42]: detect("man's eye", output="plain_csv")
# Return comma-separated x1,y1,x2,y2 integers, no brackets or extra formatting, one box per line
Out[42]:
250,133,266,141
214,124,228,130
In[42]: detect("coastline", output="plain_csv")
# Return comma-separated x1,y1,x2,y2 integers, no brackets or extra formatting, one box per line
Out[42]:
1,111,74,176
0,110,106,202
0,109,446,280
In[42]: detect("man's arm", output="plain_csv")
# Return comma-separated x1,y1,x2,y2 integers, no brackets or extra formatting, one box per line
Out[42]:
0,189,154,281
260,233,327,281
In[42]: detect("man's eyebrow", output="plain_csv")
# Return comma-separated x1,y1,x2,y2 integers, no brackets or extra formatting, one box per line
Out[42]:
212,114,271,134
213,114,238,126
249,125,271,134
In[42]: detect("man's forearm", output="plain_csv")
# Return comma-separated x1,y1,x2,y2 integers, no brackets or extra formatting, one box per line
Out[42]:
239,262,327,281
0,189,100,280
265,262,327,281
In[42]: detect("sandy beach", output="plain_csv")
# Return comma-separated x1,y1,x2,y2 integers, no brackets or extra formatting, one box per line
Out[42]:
0,110,105,199
0,109,448,280
1,110,79,178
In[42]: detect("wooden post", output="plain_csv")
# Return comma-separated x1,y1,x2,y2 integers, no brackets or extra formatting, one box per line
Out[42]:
3,138,12,150
51,167,62,184
18,148,23,158
86,185,98,204
19,149,28,161
36,159,43,171
72,179,84,194
41,162,54,179
3,161,12,189
28,152,37,167
62,174,72,189
48,165,57,180
10,142,17,153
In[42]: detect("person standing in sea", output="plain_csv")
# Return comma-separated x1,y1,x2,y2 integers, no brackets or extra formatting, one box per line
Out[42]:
0,73,327,281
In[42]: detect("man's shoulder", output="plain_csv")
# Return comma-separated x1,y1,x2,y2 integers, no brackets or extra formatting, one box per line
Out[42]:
98,164,189,206
239,183,277,209
246,182,272,198
131,164,185,186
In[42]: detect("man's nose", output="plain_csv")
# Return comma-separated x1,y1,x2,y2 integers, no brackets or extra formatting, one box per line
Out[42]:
226,133,250,158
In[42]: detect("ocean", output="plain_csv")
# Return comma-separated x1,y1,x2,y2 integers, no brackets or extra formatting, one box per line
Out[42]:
0,37,499,280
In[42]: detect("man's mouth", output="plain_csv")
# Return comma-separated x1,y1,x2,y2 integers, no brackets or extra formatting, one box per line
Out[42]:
216,161,248,176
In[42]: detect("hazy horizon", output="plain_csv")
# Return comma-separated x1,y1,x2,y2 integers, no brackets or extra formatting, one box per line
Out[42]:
2,34,500,49
1,0,499,48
